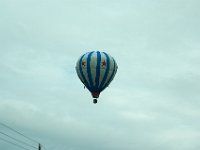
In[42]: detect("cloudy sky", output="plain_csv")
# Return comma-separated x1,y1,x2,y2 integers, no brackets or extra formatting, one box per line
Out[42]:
0,0,200,150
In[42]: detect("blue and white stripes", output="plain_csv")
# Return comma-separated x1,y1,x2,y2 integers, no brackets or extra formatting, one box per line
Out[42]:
76,51,118,94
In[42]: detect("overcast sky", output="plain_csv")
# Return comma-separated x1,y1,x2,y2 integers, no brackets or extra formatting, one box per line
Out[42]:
0,0,200,150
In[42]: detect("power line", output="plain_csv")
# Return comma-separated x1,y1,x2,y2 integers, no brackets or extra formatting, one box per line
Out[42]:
0,122,48,150
0,131,38,149
0,136,32,150
41,145,47,150
0,122,39,144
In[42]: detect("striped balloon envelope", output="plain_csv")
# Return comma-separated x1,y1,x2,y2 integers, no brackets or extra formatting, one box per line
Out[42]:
76,51,118,103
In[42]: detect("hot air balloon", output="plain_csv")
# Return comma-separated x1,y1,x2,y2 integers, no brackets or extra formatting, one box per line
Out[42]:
75,51,118,104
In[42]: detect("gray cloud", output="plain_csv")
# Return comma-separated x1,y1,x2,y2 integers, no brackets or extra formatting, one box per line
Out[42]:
0,0,200,150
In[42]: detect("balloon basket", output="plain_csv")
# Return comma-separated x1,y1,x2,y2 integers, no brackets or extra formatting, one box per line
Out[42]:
93,99,98,104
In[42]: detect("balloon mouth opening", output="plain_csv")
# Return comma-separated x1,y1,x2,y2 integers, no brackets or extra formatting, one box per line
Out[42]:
92,92,100,98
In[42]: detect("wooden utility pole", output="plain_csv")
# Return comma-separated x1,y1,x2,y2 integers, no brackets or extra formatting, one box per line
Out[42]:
38,143,41,150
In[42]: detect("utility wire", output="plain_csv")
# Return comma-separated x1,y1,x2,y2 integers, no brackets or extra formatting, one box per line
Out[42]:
42,145,47,150
0,131,38,149
0,136,32,150
0,122,48,150
0,122,39,144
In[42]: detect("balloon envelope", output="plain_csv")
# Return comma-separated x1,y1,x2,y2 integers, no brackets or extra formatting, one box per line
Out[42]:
76,51,118,98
